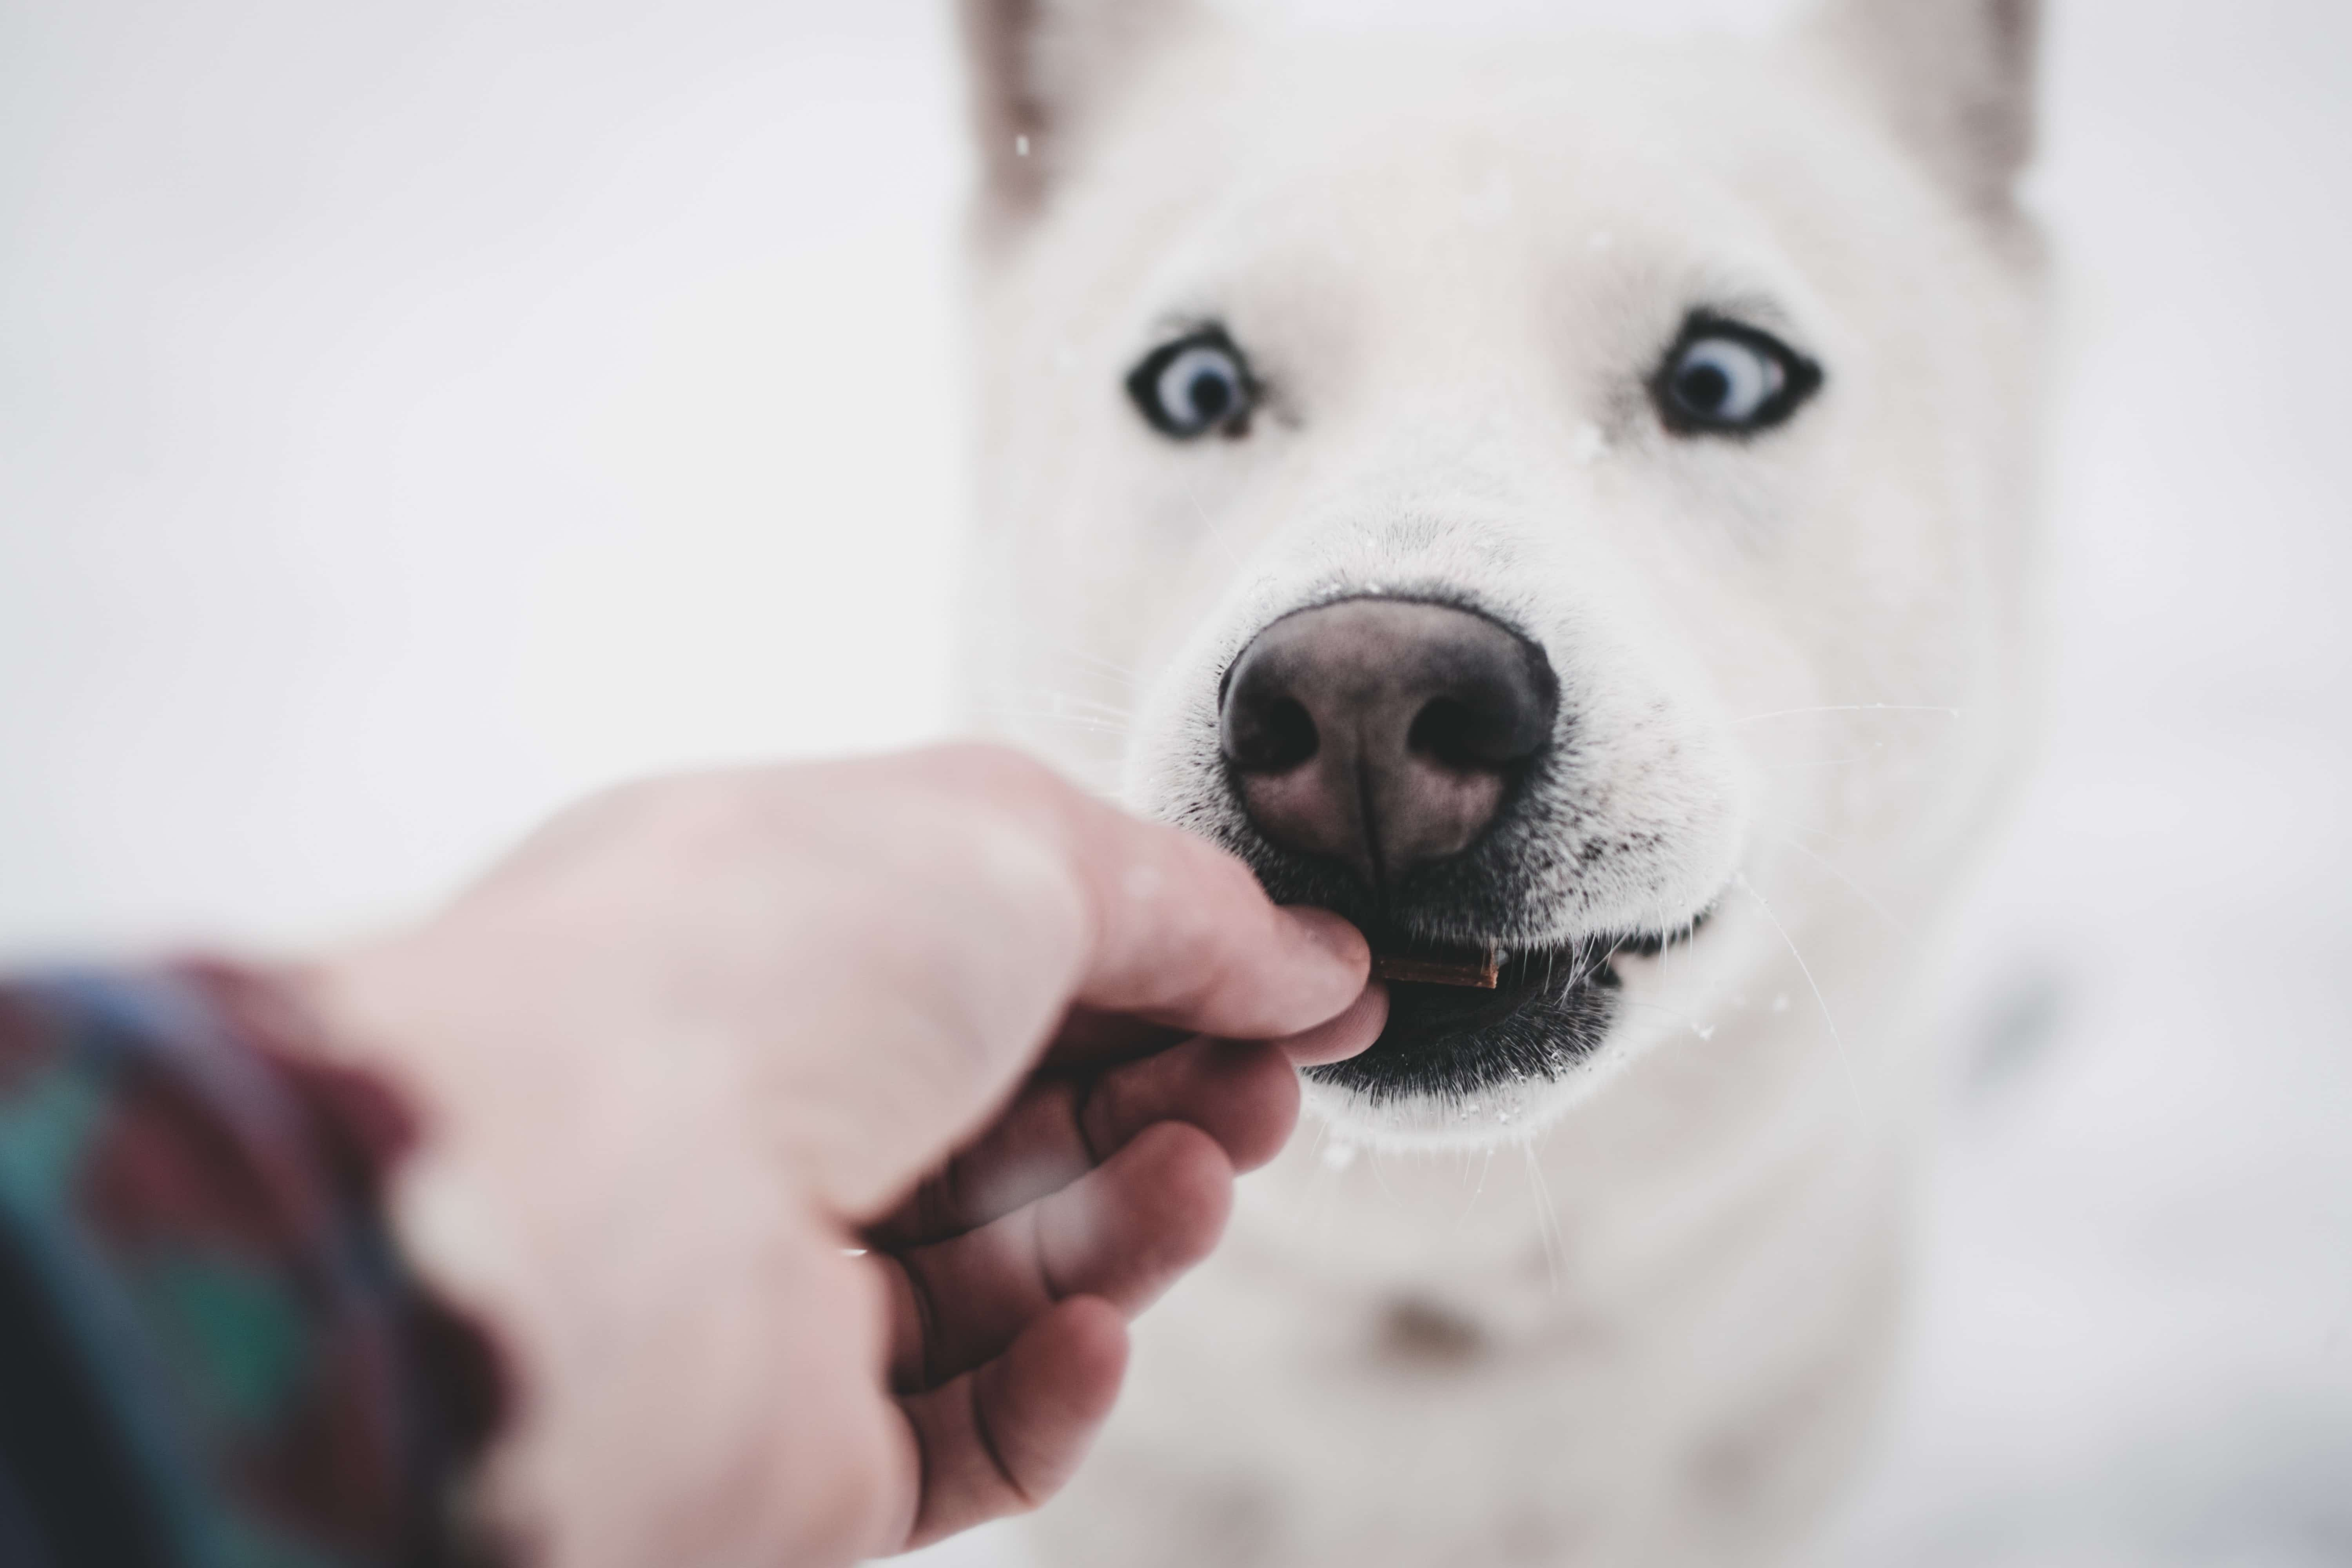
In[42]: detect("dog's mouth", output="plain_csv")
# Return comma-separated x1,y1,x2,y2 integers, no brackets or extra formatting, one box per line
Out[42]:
1308,921,1702,1106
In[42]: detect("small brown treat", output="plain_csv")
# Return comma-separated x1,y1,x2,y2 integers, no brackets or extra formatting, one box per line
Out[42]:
1371,947,1501,989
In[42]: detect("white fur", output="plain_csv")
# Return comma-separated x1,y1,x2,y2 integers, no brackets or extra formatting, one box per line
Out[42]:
956,2,2045,1560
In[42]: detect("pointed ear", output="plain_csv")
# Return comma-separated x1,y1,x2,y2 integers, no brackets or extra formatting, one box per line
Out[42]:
958,0,1205,225
1809,0,2040,214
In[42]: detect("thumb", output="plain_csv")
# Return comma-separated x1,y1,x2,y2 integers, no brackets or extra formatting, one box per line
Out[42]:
760,747,1369,1220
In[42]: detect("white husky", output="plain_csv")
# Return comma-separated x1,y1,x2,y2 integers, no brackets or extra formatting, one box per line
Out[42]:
954,0,2045,1561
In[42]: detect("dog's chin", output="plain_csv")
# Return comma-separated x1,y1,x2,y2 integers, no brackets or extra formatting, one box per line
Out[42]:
1303,923,1702,1148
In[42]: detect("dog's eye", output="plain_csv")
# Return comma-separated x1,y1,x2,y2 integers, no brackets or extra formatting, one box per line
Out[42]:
1127,327,1256,439
1653,316,1821,436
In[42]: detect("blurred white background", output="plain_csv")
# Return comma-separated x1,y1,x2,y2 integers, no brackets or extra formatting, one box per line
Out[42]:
4,1,2347,1563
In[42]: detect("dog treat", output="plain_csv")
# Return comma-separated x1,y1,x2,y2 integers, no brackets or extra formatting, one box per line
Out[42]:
1371,947,1501,989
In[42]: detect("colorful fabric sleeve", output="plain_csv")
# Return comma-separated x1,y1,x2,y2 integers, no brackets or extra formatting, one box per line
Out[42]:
0,964,506,1568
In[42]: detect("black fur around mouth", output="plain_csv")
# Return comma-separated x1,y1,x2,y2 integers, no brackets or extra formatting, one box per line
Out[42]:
1308,925,1696,1105
1197,771,1715,1106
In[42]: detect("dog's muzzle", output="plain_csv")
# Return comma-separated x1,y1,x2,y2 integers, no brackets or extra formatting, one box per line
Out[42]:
1212,595,1691,1110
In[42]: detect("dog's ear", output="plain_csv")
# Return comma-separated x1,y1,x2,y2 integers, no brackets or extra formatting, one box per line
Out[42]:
1808,0,2039,214
958,0,1205,227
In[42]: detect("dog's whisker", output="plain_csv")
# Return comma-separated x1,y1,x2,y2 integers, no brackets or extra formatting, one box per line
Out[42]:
1448,1144,1498,1232
1735,871,1862,1117
1523,1143,1564,1295
990,687,1135,721
1369,1144,1401,1207
1029,648,1147,688
978,705,1132,737
1448,1146,1476,1227
1177,470,1249,576
1774,832,1912,937
1296,1119,1350,1251
1730,703,1962,726
1759,749,1891,771
1615,996,1713,1033
960,620,1150,687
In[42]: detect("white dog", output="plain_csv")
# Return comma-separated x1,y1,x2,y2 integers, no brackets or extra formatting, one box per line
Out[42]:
953,0,2046,1561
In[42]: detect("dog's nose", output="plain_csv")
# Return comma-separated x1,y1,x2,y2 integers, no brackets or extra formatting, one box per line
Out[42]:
1220,598,1558,882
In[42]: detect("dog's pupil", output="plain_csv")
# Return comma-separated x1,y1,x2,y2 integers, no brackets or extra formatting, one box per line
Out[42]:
1189,371,1232,421
1678,363,1731,412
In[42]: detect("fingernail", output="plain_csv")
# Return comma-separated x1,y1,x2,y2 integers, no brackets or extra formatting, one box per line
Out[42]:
1280,906,1368,973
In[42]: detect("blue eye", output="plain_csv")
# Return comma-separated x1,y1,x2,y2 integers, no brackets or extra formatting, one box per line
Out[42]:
1128,327,1257,439
1654,315,1822,436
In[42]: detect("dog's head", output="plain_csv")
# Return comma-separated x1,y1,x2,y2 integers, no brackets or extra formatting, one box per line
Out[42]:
956,0,2045,1145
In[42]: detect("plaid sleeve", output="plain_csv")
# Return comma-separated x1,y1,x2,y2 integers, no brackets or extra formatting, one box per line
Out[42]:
0,964,507,1568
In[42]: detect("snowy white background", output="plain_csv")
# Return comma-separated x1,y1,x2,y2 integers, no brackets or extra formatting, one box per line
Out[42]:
2,2,2346,1564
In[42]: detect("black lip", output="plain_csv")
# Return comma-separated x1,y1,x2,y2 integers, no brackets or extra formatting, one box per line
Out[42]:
1308,927,1688,1104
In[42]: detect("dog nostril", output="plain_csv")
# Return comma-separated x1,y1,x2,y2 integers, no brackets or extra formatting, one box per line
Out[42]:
1228,695,1319,773
1406,686,1551,769
1406,699,1474,769
1402,701,1477,771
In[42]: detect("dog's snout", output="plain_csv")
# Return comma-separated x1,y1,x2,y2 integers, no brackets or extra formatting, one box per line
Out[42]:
1220,598,1557,883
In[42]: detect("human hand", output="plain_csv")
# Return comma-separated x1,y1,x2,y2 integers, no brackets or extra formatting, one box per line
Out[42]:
303,745,1382,1566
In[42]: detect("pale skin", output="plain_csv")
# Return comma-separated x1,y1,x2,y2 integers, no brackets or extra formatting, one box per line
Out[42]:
301,744,1386,1567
